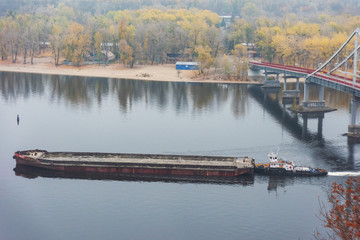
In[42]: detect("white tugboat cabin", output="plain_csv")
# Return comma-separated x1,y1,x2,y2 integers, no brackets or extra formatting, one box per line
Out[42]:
268,152,295,172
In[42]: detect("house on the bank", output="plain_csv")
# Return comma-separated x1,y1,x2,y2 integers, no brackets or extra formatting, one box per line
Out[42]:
87,51,115,63
175,62,199,70
242,43,260,59
166,53,190,63
63,50,115,65
219,16,232,28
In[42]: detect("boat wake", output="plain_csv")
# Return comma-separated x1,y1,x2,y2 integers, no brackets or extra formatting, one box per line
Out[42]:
328,171,360,176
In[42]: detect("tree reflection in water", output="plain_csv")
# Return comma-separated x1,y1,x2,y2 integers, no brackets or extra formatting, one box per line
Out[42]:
0,72,252,117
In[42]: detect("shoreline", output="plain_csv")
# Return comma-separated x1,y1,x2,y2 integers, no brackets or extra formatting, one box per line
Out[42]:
0,58,262,84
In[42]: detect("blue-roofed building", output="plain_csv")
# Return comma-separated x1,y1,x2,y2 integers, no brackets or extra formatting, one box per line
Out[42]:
176,62,199,70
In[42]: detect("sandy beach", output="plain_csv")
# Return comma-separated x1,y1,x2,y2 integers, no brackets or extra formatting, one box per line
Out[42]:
0,56,262,84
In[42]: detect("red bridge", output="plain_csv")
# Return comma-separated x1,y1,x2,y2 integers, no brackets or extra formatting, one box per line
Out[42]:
249,61,360,95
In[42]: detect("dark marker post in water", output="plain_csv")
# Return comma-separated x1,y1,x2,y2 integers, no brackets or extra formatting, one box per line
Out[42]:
17,114,19,125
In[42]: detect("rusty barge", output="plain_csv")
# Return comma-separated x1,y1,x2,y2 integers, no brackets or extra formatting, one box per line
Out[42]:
13,150,255,177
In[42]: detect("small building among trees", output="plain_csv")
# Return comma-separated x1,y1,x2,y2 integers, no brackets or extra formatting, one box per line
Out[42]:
166,53,190,63
63,51,115,66
176,62,199,70
87,51,116,63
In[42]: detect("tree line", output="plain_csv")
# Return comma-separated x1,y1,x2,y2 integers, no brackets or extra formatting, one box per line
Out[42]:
1,0,360,19
0,3,359,79
0,6,222,66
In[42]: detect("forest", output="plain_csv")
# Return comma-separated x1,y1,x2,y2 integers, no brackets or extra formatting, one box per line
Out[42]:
0,0,360,79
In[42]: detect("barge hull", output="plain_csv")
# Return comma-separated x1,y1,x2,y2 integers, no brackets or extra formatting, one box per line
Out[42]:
14,164,256,185
13,151,254,177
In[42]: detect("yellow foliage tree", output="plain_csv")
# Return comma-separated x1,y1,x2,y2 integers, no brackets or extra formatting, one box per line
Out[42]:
63,22,91,67
94,31,102,63
232,44,248,80
221,54,232,80
195,45,214,76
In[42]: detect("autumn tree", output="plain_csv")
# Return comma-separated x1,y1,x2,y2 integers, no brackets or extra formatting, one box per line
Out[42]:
7,16,21,63
118,40,133,66
220,54,232,80
172,25,189,59
318,177,360,240
204,26,221,59
241,2,260,22
232,44,248,80
118,19,136,67
50,23,65,66
106,24,118,65
226,19,247,52
141,23,164,64
255,27,279,62
16,14,30,64
178,9,220,61
21,15,44,64
87,15,116,65
94,31,103,63
63,22,91,67
0,17,10,60
195,45,213,76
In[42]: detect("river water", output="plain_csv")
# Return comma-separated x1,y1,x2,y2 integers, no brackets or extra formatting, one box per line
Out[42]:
0,72,359,240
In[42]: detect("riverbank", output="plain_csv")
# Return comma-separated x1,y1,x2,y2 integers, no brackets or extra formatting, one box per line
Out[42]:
0,57,261,84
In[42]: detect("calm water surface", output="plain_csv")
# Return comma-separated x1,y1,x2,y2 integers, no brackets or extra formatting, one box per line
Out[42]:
0,72,359,240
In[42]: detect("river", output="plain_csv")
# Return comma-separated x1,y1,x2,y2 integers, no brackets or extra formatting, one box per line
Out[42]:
0,72,359,240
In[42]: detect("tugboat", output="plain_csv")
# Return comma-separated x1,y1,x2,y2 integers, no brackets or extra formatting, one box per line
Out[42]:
255,151,327,176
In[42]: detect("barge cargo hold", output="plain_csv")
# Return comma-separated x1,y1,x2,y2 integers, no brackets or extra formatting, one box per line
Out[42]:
13,150,255,177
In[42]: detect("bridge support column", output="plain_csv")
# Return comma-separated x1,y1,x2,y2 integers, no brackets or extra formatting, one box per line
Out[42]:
264,71,268,81
350,96,360,125
263,71,281,88
291,81,335,121
302,115,308,139
296,77,299,91
302,82,325,108
319,85,324,101
304,81,309,102
282,76,300,105
300,113,324,140
348,96,360,139
317,116,323,139
282,75,299,92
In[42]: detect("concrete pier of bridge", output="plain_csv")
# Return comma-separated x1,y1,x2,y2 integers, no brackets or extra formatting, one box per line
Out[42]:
301,113,324,140
348,96,360,139
263,71,281,88
302,81,325,108
289,80,336,115
282,75,300,104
